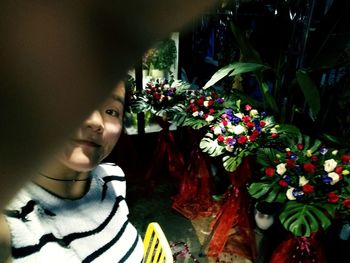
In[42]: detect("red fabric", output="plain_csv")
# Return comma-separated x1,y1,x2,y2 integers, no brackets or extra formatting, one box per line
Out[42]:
269,233,326,263
144,118,185,184
172,147,218,219
207,157,257,260
172,128,218,219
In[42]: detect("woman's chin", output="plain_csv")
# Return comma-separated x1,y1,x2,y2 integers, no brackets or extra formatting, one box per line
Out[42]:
61,157,100,172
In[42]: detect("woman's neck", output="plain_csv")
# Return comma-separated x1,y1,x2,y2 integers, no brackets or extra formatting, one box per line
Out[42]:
33,163,92,200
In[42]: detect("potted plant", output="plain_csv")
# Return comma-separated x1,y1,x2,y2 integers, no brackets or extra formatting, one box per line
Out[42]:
149,37,177,79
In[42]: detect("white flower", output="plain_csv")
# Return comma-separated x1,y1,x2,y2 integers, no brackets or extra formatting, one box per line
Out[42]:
213,126,222,135
328,172,340,185
286,188,296,200
249,109,259,118
232,124,246,135
276,163,287,175
205,115,214,122
332,150,338,155
299,176,309,187
190,99,195,103
324,159,338,172
203,101,209,107
225,145,234,152
234,113,244,119
192,111,199,117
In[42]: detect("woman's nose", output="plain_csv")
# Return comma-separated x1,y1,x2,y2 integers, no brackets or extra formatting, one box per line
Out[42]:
85,110,104,133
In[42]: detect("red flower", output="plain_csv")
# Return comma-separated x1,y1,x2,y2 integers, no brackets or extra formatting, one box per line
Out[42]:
303,163,316,173
341,155,350,164
192,106,198,112
222,120,228,126
278,180,289,187
343,198,350,209
297,144,304,150
217,135,225,142
335,166,343,175
209,108,215,114
208,99,214,106
237,136,247,144
271,133,279,138
265,167,275,177
327,192,339,203
311,155,318,161
259,121,266,127
302,184,314,193
242,115,250,123
286,159,296,168
246,122,255,128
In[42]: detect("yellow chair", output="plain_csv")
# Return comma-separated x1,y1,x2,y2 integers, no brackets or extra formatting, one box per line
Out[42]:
143,222,173,263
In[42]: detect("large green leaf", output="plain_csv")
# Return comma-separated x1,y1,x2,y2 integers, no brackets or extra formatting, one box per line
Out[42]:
296,70,321,121
223,150,252,172
279,202,336,237
248,182,273,199
203,62,268,89
199,134,225,157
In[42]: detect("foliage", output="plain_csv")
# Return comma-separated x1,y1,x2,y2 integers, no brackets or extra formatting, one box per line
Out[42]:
130,78,187,119
248,134,350,236
199,101,299,172
147,38,177,71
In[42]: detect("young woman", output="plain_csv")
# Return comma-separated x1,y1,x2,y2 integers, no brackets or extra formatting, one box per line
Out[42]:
1,82,144,262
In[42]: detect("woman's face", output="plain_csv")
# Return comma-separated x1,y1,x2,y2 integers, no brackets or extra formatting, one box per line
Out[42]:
58,82,125,172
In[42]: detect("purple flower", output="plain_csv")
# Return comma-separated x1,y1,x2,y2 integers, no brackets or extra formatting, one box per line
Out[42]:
260,112,266,117
290,153,298,161
227,138,236,146
292,188,305,200
320,147,328,155
221,127,226,133
322,175,332,184
216,98,224,104
232,116,241,123
284,175,292,183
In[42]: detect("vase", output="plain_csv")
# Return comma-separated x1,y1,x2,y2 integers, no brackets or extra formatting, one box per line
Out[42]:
254,208,274,230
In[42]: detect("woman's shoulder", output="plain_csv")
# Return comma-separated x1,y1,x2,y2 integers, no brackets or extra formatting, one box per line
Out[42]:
94,163,125,179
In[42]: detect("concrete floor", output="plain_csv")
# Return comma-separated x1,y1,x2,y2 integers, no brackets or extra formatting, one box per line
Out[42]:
127,180,253,263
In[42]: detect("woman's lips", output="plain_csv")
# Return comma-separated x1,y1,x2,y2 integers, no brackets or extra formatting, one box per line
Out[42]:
74,139,101,147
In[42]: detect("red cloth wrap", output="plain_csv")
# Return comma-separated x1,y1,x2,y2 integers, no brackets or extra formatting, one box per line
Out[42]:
172,146,217,219
207,157,257,260
269,233,326,263
145,118,185,183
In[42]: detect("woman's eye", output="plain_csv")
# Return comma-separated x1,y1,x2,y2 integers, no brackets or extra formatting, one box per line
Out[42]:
105,109,120,118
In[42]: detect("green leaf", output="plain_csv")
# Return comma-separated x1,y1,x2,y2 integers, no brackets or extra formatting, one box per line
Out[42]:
222,155,242,172
296,70,321,120
203,62,268,89
248,182,271,199
199,135,225,157
279,202,335,237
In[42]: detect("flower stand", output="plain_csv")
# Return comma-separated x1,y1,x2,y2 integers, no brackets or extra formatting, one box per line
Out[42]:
269,232,326,263
144,117,185,187
172,128,218,219
206,157,257,260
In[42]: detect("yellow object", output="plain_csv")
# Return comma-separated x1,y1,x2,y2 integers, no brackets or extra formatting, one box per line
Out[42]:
143,222,173,263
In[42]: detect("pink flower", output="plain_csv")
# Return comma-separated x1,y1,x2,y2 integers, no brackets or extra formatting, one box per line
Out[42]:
245,104,252,111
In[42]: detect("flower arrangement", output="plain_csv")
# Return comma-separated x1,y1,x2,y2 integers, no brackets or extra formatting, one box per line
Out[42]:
199,100,294,172
131,78,187,119
173,89,226,129
248,134,350,237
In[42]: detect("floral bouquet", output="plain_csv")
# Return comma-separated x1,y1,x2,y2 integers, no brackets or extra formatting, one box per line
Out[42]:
131,78,188,119
173,89,226,129
248,134,350,237
199,100,295,172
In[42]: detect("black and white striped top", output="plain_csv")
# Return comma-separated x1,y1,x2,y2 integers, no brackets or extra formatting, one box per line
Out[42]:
4,163,143,263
